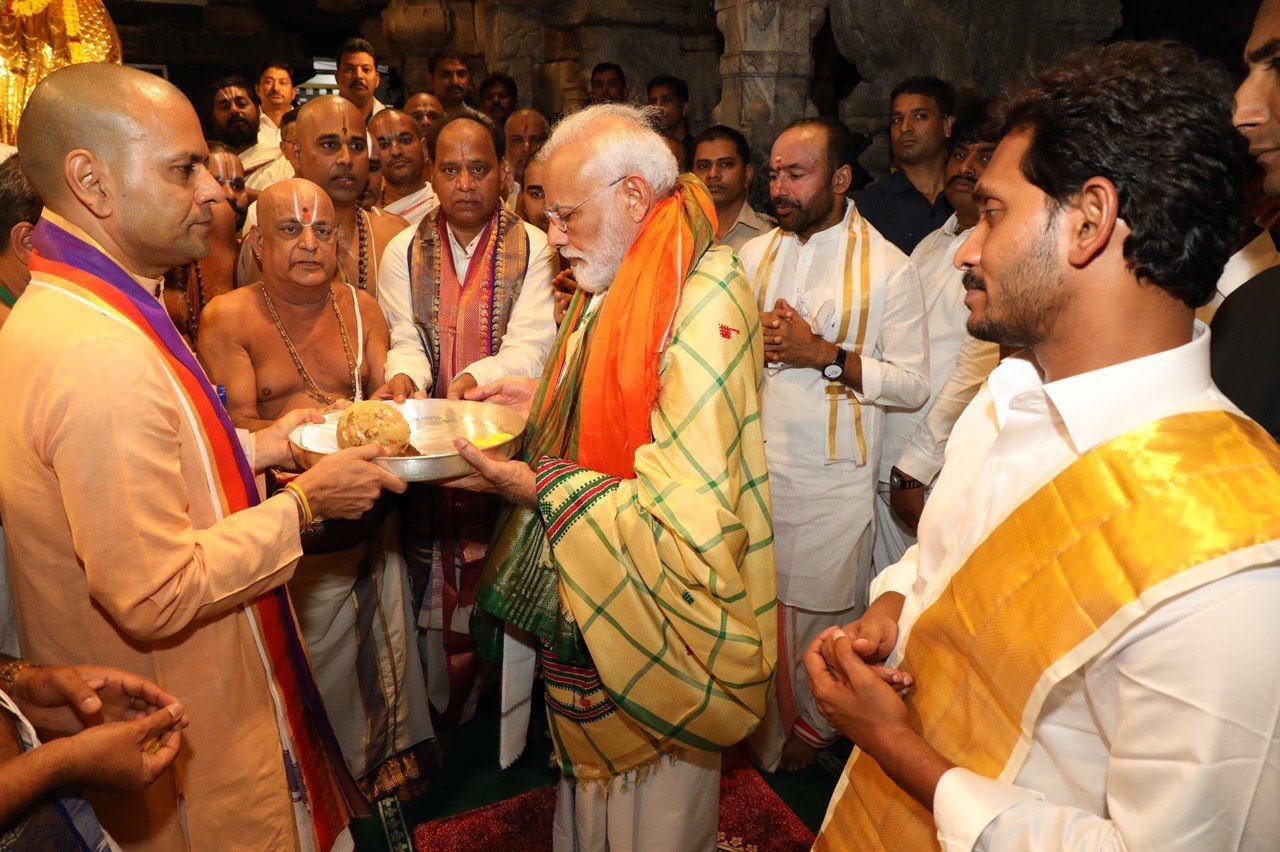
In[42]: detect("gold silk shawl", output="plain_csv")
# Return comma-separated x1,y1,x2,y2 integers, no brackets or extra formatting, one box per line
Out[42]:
816,409,1280,850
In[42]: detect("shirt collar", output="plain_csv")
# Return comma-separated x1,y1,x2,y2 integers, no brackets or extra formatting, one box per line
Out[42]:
988,323,1214,454
728,201,770,235
1217,230,1280,301
941,213,965,238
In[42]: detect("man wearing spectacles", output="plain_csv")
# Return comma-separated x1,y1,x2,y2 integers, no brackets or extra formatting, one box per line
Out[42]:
445,103,776,851
375,113,556,732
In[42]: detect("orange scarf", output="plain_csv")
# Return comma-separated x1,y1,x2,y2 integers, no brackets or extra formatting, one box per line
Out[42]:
576,176,717,478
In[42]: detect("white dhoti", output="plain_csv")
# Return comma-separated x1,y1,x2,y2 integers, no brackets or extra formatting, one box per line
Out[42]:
551,750,721,852
872,484,918,574
745,602,856,771
288,512,433,782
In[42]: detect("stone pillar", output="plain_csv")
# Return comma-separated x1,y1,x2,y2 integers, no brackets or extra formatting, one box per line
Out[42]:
714,0,828,158
475,1,548,113
382,0,454,97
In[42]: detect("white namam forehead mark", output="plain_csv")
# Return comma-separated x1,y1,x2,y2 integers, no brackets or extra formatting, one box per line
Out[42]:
290,185,326,225
217,87,247,104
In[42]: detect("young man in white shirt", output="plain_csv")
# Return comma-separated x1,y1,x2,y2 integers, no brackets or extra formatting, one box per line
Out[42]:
808,41,1280,851
875,104,1001,568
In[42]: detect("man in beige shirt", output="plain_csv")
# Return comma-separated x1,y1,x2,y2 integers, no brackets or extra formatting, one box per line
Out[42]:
0,63,404,850
692,125,773,252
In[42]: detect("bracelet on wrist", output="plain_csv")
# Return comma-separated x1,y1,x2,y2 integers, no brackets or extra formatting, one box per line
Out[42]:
283,482,316,528
0,659,37,694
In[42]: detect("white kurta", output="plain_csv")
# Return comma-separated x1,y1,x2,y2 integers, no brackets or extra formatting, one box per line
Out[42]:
245,155,295,193
382,184,439,226
377,218,557,392
874,215,999,568
860,325,1280,850
738,202,929,612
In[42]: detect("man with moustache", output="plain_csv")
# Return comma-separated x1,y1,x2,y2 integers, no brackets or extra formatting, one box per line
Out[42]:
810,42,1280,851
738,116,928,773
1,62,405,850
431,50,473,116
246,107,300,193
370,108,439,225
855,76,956,254
406,92,446,146
693,124,772,252
589,62,627,104
448,103,775,850
504,108,549,207
875,104,1001,566
199,178,435,798
480,73,519,126
336,37,386,124
210,75,277,180
254,60,296,150
375,114,555,728
1215,0,1280,439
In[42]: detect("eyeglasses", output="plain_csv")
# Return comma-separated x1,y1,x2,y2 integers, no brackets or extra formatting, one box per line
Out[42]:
544,175,625,234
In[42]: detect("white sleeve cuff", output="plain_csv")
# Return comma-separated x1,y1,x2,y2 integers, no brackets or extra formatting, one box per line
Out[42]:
870,545,919,601
896,445,942,486
858,354,883,402
935,767,1043,852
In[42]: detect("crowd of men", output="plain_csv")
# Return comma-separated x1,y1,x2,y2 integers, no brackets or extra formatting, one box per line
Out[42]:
0,7,1279,849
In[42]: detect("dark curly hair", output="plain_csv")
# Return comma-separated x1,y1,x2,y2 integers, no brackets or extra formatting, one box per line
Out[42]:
994,41,1246,309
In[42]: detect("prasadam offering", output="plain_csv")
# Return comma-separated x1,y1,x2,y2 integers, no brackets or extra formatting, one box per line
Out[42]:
336,400,412,454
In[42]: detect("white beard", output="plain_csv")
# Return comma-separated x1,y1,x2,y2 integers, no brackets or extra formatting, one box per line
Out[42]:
561,205,634,293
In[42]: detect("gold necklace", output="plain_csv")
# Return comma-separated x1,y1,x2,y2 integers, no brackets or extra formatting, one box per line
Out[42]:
260,284,359,405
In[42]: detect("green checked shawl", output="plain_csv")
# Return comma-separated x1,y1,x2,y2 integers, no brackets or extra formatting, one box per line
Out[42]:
472,189,777,783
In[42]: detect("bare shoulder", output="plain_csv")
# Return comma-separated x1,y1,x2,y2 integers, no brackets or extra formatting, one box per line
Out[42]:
353,288,388,327
199,286,262,341
371,211,409,249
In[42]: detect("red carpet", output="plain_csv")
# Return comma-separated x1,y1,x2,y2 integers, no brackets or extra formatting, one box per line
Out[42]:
413,749,815,851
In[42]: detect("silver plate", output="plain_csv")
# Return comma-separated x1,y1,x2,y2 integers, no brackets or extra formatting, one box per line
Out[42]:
288,399,526,482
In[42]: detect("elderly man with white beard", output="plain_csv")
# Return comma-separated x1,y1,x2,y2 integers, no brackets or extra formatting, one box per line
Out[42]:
445,103,777,851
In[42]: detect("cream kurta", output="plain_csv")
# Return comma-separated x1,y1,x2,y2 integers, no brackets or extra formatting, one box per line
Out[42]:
0,275,308,850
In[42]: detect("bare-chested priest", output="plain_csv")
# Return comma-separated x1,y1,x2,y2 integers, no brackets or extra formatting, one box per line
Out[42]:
1,62,407,851
370,108,439,225
237,96,406,293
201,178,434,798
375,114,556,728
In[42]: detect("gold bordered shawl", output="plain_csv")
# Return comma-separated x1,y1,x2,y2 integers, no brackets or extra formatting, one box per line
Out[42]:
408,206,530,390
816,409,1280,850
751,207,876,463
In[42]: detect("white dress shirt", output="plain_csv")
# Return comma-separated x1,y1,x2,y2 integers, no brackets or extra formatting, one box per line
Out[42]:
738,202,929,611
382,184,439,226
1196,229,1280,324
886,214,1000,484
869,326,1280,850
378,217,556,392
256,113,281,150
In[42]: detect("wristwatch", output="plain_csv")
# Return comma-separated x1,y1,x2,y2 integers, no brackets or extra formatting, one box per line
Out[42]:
822,347,847,381
890,468,925,490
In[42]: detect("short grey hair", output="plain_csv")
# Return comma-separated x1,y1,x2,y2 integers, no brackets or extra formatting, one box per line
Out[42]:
536,103,678,199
